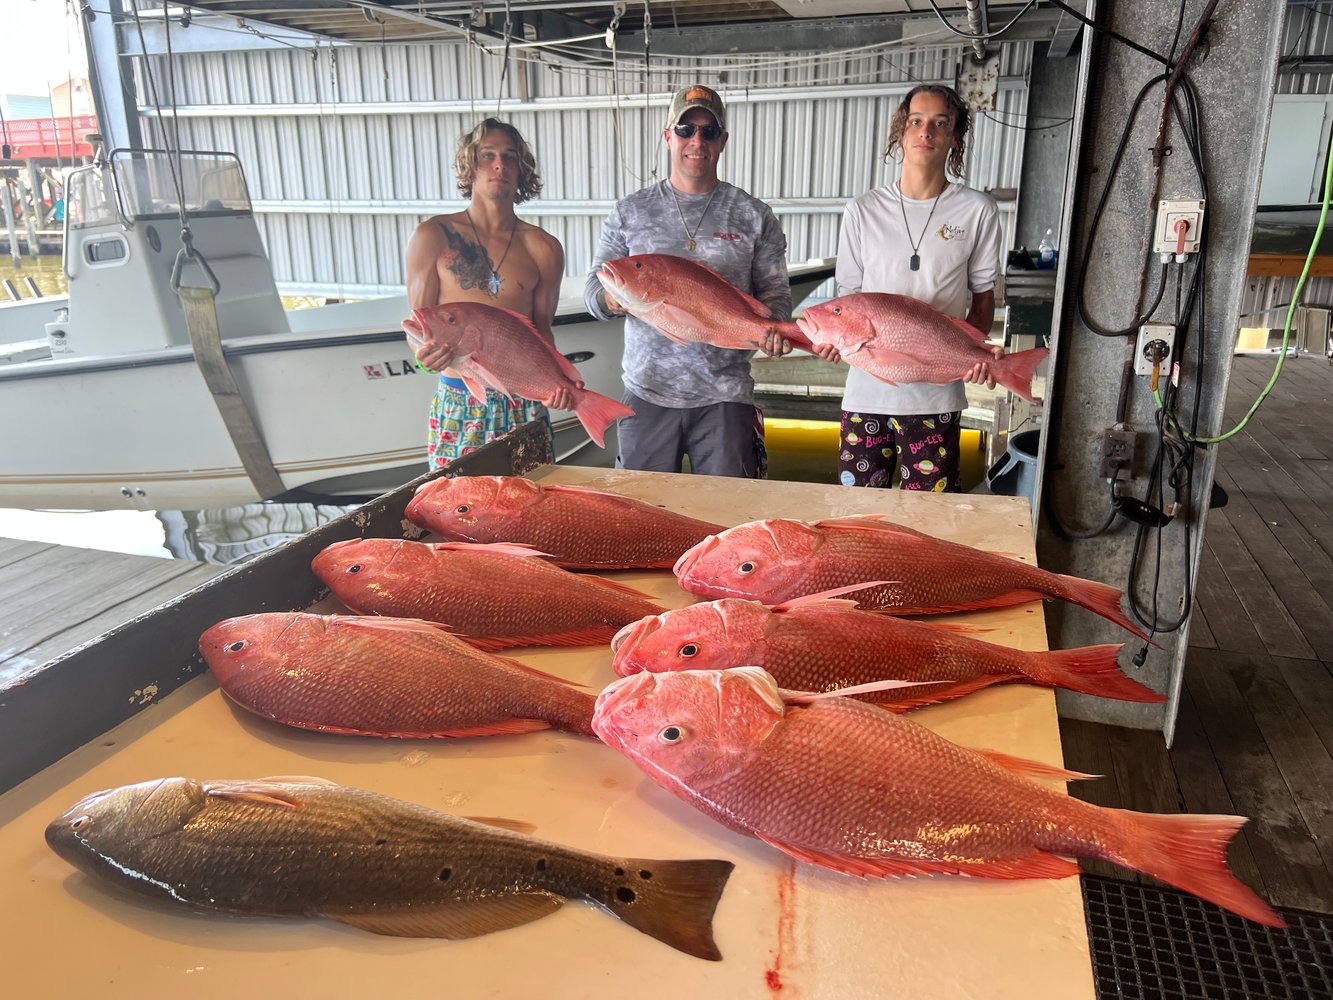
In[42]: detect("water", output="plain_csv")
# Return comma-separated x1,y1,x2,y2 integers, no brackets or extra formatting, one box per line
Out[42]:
1,255,68,299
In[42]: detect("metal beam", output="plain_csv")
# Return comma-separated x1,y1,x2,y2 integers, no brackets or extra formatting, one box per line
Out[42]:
1035,0,1289,741
82,0,145,151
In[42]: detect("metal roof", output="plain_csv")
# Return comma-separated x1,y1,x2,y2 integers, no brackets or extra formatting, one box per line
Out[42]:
162,1,1073,48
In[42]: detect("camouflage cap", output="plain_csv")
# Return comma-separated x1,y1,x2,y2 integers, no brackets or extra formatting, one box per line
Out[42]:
666,85,726,132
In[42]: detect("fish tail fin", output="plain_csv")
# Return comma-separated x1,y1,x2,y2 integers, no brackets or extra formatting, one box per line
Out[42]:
1101,811,1284,927
605,858,734,961
1023,644,1165,702
572,390,636,448
993,347,1049,404
1049,573,1153,641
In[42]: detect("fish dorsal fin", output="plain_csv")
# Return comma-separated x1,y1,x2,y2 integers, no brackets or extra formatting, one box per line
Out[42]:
812,515,927,544
683,258,774,319
255,775,339,786
461,816,538,834
330,616,457,639
326,894,564,939
490,304,587,385
970,747,1100,782
432,541,556,559
203,782,304,810
782,678,948,704
772,582,896,611
948,314,993,349
585,576,662,601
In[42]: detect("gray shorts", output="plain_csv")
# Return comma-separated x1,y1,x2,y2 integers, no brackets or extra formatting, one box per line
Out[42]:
616,390,758,478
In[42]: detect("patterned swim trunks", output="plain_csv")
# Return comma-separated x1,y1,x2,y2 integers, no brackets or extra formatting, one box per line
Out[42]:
837,410,962,492
428,378,553,469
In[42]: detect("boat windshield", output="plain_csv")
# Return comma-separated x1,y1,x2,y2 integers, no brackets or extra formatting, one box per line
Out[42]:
108,150,253,222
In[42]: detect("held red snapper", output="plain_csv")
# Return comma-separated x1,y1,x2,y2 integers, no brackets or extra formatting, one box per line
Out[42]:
403,300,632,447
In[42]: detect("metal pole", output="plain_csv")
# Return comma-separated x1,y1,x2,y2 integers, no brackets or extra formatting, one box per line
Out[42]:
15,177,41,258
2,177,22,268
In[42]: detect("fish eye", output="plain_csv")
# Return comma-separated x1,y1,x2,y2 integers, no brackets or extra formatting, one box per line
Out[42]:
737,561,756,574
633,261,642,269
678,643,700,658
70,815,89,829
447,314,457,324
832,306,841,315
658,725,687,744
346,564,362,574
455,504,470,514
226,640,246,653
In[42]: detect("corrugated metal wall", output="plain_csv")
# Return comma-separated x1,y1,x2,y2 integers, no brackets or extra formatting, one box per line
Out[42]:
127,28,1032,297
1243,7,1333,324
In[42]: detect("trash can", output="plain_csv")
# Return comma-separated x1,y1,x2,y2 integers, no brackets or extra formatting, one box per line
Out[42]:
986,428,1041,516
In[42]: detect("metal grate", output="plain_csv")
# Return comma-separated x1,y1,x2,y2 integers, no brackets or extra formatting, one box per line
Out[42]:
1082,875,1333,1000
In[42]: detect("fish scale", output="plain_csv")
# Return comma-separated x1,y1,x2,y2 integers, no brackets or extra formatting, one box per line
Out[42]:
673,517,1151,639
406,476,723,570
610,599,1161,708
312,538,666,648
45,778,736,958
592,668,1283,926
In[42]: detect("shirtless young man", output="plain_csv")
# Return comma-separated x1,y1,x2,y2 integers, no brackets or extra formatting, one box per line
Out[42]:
405,117,573,468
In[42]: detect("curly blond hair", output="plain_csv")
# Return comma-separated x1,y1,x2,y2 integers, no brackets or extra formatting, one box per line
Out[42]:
883,85,970,179
455,118,542,203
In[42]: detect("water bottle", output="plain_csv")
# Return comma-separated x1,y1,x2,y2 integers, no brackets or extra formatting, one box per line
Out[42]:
1037,229,1057,270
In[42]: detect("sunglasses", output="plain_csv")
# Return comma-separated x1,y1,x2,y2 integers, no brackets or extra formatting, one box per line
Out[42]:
672,123,724,141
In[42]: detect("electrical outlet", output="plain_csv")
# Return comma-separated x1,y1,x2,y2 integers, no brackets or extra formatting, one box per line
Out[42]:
1135,323,1176,376
1100,428,1137,480
1153,198,1205,258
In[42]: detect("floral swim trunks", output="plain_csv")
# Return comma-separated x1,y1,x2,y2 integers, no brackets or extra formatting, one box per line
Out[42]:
428,377,554,469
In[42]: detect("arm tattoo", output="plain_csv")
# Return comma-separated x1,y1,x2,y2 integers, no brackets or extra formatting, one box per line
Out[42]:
439,222,494,292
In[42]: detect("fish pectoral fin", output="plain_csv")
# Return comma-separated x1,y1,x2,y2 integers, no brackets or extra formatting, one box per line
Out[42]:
203,783,303,810
461,626,623,650
970,747,1101,782
856,674,1015,711
325,893,565,939
461,816,539,834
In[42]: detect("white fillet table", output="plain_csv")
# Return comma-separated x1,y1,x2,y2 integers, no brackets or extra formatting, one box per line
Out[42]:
0,467,1095,998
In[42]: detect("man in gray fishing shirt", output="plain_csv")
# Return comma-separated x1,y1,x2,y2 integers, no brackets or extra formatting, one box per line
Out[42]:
584,84,793,478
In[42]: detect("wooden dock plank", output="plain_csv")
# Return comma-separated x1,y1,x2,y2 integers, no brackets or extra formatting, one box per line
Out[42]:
1059,717,1136,882
1193,532,1267,655
1184,647,1333,911
1167,684,1265,896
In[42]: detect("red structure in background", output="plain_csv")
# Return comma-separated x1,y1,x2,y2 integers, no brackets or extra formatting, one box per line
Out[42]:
1,116,98,161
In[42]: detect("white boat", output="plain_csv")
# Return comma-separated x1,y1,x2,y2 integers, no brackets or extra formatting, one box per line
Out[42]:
0,148,834,511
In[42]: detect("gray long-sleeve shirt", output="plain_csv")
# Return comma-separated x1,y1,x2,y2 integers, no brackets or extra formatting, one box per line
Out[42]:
583,180,792,408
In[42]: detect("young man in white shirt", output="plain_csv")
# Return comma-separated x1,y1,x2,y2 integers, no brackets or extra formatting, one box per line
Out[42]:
815,85,1003,492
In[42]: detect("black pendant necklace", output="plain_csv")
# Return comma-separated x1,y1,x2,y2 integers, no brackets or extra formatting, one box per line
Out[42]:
898,184,945,272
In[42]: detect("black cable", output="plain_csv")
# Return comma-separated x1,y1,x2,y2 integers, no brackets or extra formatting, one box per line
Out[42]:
1073,72,1172,338
981,110,1073,132
1044,0,1173,67
923,0,1043,41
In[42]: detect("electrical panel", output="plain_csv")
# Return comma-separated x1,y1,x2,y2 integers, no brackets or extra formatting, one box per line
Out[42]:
1153,199,1205,260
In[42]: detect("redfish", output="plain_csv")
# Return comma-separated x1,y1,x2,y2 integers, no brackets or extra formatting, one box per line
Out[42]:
312,538,666,649
596,253,812,351
46,776,734,959
591,667,1282,927
406,475,724,569
798,292,1047,403
403,300,633,447
200,613,595,738
609,594,1162,709
673,516,1149,640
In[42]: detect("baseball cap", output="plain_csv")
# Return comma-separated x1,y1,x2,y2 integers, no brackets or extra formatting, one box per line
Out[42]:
667,85,726,132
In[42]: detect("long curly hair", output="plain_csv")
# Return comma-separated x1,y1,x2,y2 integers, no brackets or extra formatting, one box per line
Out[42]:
455,118,542,203
883,85,970,179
